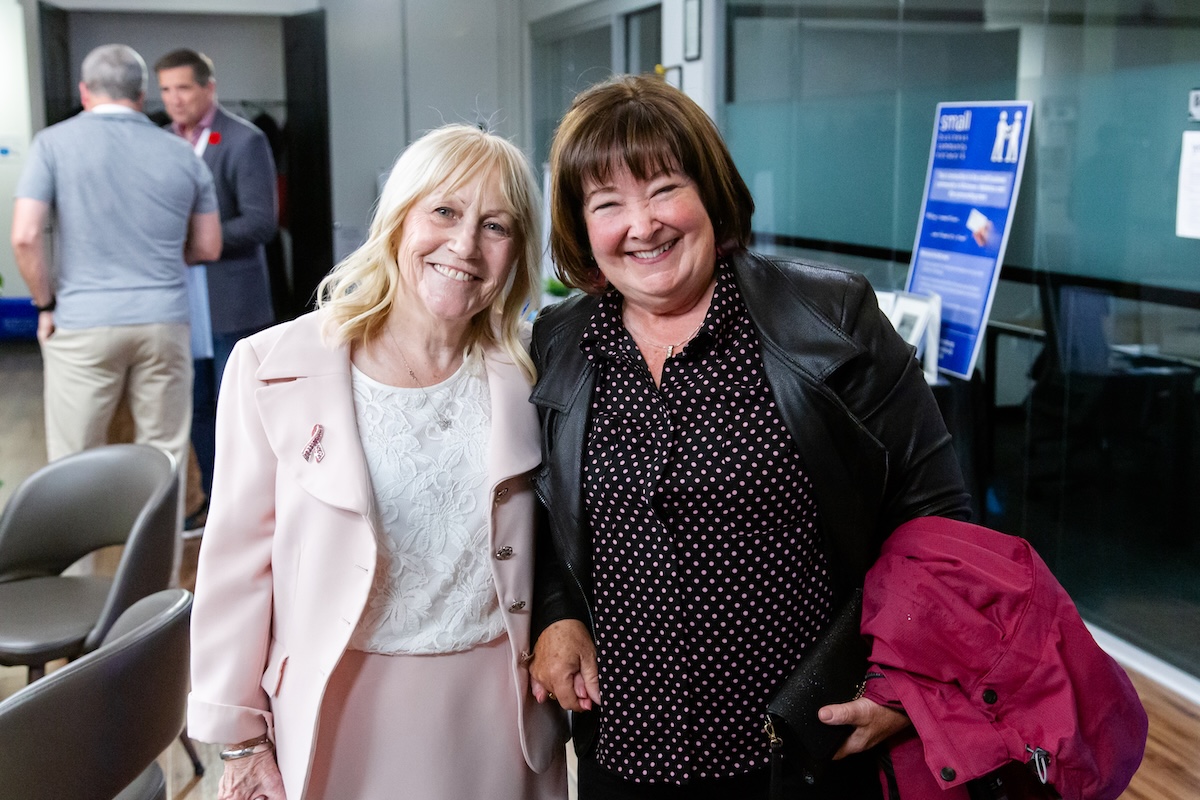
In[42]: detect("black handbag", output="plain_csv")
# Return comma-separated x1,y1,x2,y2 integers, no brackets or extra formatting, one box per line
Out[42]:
765,589,870,798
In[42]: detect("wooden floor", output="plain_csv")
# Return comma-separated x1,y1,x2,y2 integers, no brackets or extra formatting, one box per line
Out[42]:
1,338,1198,798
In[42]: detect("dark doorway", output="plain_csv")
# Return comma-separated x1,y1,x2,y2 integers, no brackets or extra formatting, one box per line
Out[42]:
283,9,334,316
38,1,73,125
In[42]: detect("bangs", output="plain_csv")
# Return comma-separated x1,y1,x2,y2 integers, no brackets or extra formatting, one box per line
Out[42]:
571,103,685,189
436,147,530,233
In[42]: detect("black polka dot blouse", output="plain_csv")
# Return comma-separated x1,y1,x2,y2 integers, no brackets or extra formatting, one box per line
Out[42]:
579,263,836,784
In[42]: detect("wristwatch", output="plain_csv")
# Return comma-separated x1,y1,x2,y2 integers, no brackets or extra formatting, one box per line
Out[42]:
33,296,56,313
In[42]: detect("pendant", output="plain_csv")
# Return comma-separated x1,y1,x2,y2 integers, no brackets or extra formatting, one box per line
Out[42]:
436,415,452,431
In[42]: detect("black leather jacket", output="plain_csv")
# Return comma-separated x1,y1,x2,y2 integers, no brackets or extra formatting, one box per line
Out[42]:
531,253,970,769
531,250,970,636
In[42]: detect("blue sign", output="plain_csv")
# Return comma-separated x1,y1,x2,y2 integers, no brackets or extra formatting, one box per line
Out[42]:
906,101,1032,379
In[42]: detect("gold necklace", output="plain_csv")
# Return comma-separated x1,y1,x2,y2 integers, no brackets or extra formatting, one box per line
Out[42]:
385,327,454,431
631,320,706,358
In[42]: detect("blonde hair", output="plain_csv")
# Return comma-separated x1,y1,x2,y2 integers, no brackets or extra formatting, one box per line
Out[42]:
318,124,542,381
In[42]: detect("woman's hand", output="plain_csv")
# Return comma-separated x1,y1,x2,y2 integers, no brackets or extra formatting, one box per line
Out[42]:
818,697,911,759
529,619,601,712
217,750,287,800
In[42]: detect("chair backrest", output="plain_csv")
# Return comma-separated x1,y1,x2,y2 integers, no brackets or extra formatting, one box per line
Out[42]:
0,589,193,800
0,444,179,651
0,444,178,579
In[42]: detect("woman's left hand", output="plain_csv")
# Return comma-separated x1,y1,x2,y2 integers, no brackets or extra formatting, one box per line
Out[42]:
818,697,911,759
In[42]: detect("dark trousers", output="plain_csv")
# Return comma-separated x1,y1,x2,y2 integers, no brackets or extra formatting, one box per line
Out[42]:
190,326,261,498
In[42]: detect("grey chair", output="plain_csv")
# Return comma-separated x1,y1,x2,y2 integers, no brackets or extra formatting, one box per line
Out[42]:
0,443,179,682
0,588,193,800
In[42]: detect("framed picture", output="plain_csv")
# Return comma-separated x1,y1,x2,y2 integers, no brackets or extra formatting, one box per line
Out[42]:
684,0,702,61
888,291,934,350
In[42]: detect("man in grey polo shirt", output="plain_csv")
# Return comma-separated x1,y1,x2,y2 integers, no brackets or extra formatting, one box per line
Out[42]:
10,43,221,478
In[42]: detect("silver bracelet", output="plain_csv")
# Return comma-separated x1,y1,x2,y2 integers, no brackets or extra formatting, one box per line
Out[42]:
219,735,274,761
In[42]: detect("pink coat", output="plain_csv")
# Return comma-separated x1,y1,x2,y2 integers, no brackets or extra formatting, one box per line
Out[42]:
187,311,568,799
862,517,1147,800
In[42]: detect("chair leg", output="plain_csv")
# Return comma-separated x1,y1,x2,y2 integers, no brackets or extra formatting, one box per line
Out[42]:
179,732,205,777
26,664,45,683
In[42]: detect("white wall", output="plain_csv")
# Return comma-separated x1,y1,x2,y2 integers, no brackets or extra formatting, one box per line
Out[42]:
323,0,406,259
660,0,721,118
324,0,526,260
46,0,315,13
1,0,33,297
67,13,286,112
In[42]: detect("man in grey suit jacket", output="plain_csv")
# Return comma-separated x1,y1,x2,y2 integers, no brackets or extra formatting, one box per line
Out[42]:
156,48,278,506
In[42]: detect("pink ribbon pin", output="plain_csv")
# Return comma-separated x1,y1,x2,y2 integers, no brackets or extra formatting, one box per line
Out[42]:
302,424,325,463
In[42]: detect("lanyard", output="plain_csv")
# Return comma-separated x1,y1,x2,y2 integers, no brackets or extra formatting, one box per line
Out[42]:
194,127,212,157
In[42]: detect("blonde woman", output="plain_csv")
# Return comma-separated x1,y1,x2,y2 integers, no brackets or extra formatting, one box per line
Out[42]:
188,124,569,800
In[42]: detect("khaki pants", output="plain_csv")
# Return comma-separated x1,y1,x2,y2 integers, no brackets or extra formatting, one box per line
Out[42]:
109,402,208,519
41,322,192,524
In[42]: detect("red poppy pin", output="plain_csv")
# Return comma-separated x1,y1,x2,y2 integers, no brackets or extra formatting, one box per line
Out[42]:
208,131,221,145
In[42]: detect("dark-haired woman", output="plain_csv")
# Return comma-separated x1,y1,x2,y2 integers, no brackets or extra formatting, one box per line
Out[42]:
528,74,970,799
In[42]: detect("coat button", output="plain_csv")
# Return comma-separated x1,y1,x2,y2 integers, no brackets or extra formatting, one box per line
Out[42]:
508,600,526,612
940,767,957,782
983,689,998,704
495,546,514,560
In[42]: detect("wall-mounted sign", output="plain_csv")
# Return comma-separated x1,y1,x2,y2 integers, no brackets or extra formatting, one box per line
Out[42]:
906,101,1033,380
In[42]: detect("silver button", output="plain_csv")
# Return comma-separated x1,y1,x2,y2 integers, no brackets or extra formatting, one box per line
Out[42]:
495,546,514,560
508,600,526,612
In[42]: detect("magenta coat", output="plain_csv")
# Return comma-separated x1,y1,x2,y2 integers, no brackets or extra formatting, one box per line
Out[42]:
861,517,1147,800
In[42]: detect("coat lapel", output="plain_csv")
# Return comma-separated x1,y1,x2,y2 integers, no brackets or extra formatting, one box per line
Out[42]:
484,343,541,485
253,313,373,516
251,316,538,516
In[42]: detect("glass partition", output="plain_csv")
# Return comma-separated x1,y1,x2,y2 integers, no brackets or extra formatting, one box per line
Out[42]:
532,23,614,169
724,0,1200,676
531,5,662,170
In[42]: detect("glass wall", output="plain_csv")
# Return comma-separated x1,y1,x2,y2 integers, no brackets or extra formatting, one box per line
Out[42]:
531,5,662,169
724,0,1200,676
627,5,663,76
533,23,614,169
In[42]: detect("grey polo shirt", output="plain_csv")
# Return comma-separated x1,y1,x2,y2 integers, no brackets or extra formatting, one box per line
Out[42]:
15,107,218,330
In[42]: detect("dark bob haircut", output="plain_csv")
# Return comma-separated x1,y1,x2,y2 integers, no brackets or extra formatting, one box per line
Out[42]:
548,74,755,293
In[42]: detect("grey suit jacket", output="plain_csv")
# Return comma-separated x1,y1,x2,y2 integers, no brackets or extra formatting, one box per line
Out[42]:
200,106,278,334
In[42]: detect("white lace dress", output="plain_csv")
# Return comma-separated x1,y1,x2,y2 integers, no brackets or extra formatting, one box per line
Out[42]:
305,357,567,800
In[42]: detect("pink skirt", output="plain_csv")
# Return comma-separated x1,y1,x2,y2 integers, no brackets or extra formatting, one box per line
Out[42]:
305,635,568,800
